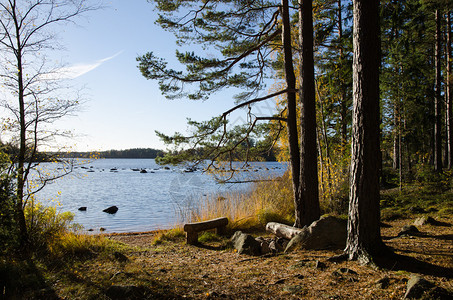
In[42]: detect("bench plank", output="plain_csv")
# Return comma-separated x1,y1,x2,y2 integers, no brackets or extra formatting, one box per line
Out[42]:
183,217,228,244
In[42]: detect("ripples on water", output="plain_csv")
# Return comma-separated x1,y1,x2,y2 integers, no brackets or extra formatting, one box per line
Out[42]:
36,159,286,233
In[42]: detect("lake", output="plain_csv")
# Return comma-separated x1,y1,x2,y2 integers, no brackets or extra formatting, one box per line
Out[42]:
36,159,286,233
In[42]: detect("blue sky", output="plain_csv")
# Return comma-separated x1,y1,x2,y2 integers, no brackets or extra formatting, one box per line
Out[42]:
47,0,277,152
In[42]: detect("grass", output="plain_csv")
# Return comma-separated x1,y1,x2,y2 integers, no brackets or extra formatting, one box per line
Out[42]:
152,228,185,245
380,183,453,221
181,172,295,233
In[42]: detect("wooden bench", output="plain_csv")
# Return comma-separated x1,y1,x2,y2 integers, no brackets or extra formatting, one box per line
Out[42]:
183,217,229,245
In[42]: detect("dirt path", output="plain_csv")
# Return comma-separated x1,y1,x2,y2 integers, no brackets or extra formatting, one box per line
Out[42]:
104,218,452,299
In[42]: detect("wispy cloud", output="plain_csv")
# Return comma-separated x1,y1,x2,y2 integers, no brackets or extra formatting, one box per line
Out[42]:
46,51,123,80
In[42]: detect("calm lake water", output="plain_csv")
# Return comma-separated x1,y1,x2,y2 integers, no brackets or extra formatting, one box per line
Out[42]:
36,159,286,233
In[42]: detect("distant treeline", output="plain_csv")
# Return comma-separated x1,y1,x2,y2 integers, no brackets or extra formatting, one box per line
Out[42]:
58,148,165,159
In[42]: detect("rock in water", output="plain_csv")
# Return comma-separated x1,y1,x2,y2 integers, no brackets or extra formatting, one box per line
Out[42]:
78,206,87,211
103,206,118,214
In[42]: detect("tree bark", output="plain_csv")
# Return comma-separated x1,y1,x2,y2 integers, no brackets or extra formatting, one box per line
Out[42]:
13,7,29,249
338,0,348,152
297,0,320,227
447,12,452,169
434,9,443,172
281,0,301,224
345,0,385,263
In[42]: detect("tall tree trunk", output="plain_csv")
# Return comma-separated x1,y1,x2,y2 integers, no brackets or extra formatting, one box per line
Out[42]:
281,0,301,223
393,102,400,170
345,0,385,263
338,0,348,151
447,12,452,169
297,0,320,227
434,9,443,172
14,11,29,249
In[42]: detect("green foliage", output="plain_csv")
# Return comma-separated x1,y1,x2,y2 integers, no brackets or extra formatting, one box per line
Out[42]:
198,231,222,243
380,179,453,221
155,119,277,168
0,175,18,255
59,148,164,159
0,149,18,255
413,161,453,193
139,1,280,99
152,228,185,245
139,0,285,176
24,201,78,254
257,209,293,226
49,233,121,259
317,147,350,215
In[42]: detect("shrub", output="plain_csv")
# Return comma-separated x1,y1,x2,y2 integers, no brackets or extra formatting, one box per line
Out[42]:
257,209,292,226
0,176,18,255
24,199,77,253
49,232,117,259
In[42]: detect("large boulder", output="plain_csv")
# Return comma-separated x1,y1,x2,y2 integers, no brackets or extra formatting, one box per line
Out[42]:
103,206,118,214
404,275,453,299
413,216,434,226
413,216,449,226
397,225,420,237
285,216,347,252
231,231,261,256
404,276,433,299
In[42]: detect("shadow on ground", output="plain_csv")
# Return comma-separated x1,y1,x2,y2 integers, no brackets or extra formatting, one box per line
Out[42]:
0,259,59,299
375,251,453,279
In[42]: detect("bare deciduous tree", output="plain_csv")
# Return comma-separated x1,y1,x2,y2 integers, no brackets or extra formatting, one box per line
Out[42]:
0,0,100,249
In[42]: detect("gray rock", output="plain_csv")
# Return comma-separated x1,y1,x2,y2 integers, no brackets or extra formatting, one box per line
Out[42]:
283,285,303,294
231,231,261,256
413,216,436,226
258,239,272,255
404,276,434,299
269,240,279,252
285,216,347,252
398,225,420,237
269,238,287,252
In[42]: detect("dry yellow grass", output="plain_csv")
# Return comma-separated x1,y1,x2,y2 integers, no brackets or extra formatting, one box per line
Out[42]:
186,172,295,231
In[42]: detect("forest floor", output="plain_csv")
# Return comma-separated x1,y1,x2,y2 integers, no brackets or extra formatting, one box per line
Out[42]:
29,215,452,299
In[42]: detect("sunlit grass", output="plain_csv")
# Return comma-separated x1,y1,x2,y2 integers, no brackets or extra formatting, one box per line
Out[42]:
182,171,295,232
152,227,185,245
48,232,122,259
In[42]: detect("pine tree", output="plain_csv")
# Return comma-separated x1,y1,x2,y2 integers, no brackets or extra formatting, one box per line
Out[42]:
138,0,321,227
345,0,387,263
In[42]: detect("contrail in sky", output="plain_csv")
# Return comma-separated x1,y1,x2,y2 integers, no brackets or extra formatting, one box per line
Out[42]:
52,51,124,79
